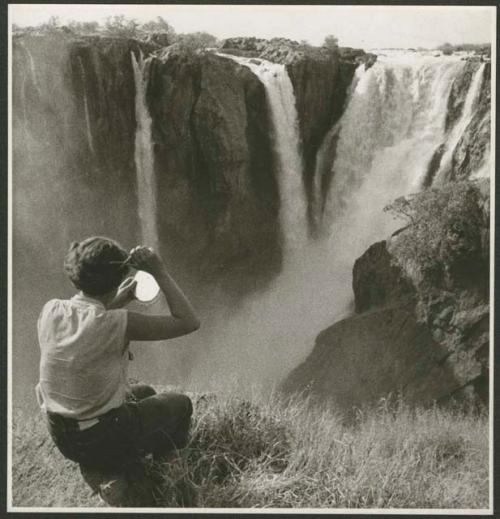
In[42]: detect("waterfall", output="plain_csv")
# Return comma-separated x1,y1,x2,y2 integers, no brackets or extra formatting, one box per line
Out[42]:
433,63,486,183
313,52,490,323
179,53,315,393
322,55,466,227
131,51,158,250
312,64,366,230
18,43,40,138
22,44,41,96
77,57,95,156
217,53,308,257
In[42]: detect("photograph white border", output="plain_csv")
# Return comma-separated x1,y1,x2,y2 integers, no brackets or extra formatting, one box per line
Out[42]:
6,3,496,514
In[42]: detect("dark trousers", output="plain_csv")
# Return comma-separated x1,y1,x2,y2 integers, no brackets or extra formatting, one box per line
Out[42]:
47,385,193,472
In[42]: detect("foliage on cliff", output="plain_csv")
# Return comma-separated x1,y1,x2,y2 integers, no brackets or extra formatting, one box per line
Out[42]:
384,180,489,290
13,389,488,509
13,15,218,50
285,180,489,409
437,42,491,57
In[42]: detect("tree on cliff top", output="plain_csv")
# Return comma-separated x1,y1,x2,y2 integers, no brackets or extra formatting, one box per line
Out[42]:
176,31,219,50
141,16,175,36
104,15,141,38
438,42,454,55
323,34,339,50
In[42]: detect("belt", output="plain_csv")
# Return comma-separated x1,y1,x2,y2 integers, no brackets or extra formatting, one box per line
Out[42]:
47,411,101,431
77,417,100,431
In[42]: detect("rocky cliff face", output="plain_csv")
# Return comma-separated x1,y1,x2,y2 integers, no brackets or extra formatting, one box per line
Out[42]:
449,62,491,181
352,240,415,313
145,46,280,288
425,60,492,185
282,180,489,409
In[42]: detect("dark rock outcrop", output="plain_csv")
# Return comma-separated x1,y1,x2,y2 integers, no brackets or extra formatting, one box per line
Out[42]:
282,181,490,409
352,240,415,313
146,47,281,289
282,302,467,409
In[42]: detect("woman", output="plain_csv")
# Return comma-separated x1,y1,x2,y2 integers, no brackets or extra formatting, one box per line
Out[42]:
36,236,200,505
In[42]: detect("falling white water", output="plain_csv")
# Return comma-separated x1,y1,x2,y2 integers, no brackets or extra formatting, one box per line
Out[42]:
131,51,158,250
217,53,308,257
315,54,489,324
323,55,466,226
23,44,41,95
77,57,95,156
172,54,318,394
312,64,366,227
134,52,311,394
20,76,29,135
18,43,40,138
433,63,486,183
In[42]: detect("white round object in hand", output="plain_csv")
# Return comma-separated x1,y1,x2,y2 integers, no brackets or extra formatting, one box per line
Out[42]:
134,271,160,303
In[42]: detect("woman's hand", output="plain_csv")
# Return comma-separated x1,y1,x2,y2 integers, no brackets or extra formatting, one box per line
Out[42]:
124,245,200,342
128,246,164,277
108,276,137,309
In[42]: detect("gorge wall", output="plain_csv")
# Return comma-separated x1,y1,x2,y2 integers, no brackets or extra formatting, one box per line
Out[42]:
12,31,491,408
13,33,369,295
145,46,281,289
12,32,368,405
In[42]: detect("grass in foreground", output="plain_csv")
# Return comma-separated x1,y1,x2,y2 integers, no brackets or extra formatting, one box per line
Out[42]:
12,390,489,509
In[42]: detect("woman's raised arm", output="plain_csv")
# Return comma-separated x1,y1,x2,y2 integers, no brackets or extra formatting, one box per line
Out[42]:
125,246,200,342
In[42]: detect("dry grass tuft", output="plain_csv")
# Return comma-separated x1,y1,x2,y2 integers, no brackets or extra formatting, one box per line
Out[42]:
11,390,489,509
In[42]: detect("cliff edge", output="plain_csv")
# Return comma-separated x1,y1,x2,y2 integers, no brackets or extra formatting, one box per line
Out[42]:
282,179,490,409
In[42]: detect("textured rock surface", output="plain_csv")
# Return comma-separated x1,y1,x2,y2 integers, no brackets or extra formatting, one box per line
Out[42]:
282,182,490,409
282,302,466,409
146,47,281,288
352,240,415,313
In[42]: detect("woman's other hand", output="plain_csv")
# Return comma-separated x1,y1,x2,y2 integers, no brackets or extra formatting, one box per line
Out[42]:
129,246,164,277
108,276,137,309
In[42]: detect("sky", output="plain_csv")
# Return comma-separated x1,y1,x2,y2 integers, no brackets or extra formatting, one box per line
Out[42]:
9,4,494,50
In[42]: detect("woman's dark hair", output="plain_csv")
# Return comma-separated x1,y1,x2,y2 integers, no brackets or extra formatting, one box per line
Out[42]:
64,237,129,296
